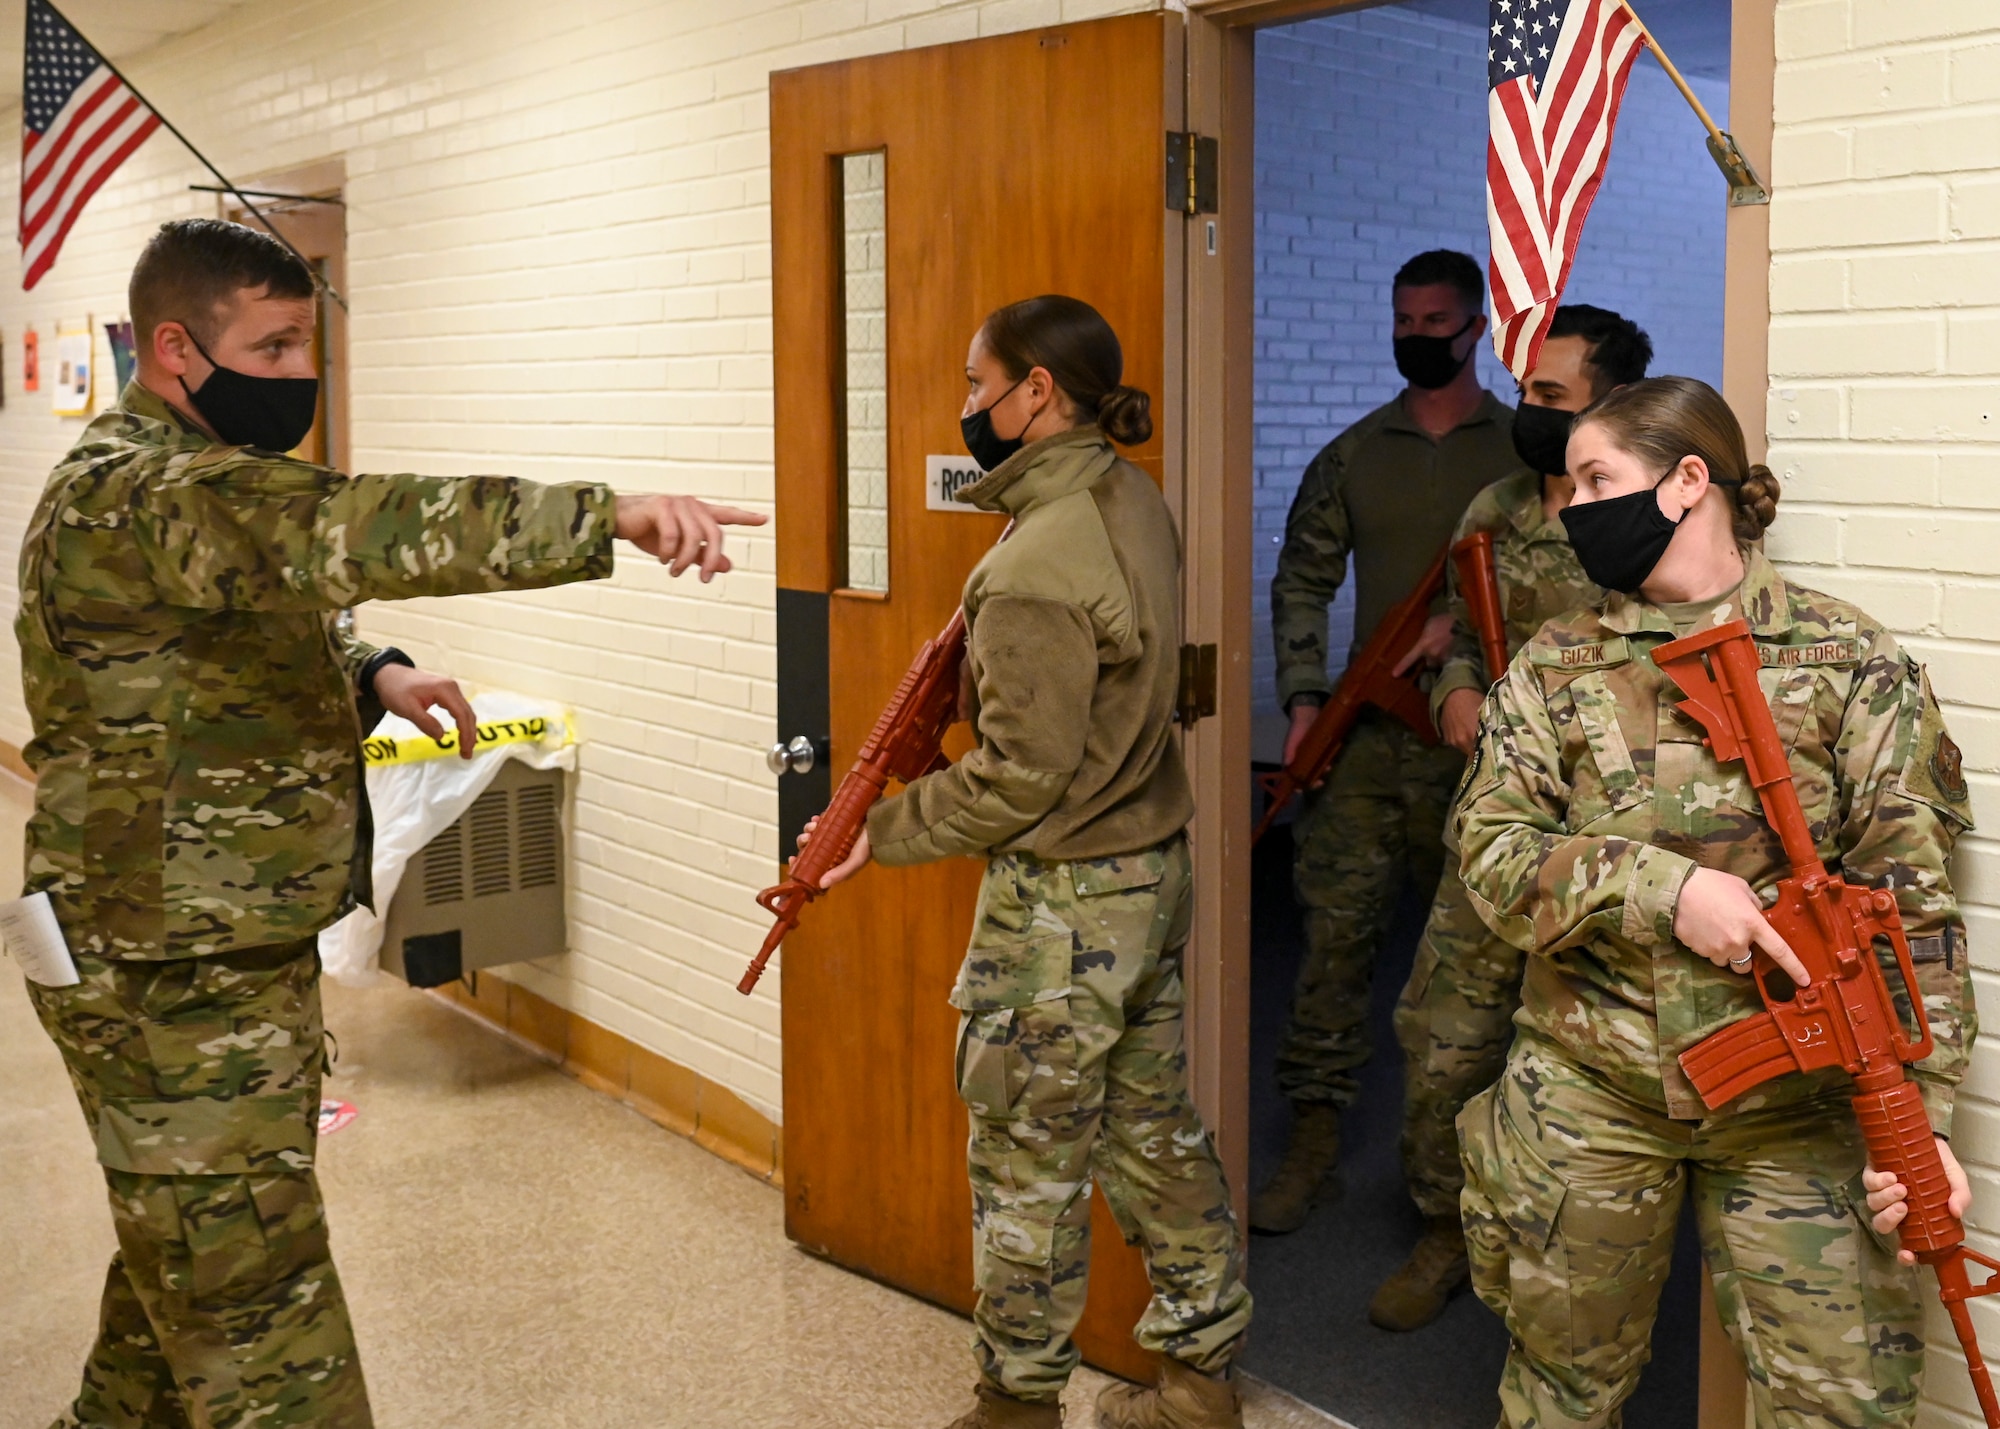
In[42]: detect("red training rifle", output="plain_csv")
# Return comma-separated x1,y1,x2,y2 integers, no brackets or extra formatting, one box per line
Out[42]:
1654,619,2000,1426
1450,529,1509,684
1254,545,1445,843
737,607,966,995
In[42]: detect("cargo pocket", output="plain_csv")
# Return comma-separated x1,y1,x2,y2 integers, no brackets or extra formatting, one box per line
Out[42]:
974,1200,1060,1340
1459,1085,1573,1368
169,1170,327,1312
1070,848,1167,898
1836,1167,1929,1408
952,932,1076,1122
1070,846,1173,972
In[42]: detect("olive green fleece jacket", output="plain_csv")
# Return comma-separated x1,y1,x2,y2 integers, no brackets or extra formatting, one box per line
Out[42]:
866,426,1194,866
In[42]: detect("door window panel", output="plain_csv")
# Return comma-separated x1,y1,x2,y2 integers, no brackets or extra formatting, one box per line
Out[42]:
839,150,889,594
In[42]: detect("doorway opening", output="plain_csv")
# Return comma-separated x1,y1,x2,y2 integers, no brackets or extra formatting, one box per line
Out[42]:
223,158,348,470
1238,1,1732,1423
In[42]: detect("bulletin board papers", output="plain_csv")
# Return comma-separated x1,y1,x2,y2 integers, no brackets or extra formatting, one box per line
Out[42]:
51,323,90,416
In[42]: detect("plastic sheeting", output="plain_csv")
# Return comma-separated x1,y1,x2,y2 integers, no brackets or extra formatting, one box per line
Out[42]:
320,690,575,986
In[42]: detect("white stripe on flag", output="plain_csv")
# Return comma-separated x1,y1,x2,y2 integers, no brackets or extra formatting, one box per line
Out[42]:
20,65,124,213
22,102,156,270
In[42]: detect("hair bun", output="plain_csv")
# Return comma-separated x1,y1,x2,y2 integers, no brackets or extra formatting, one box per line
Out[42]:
1097,384,1153,446
1739,462,1780,535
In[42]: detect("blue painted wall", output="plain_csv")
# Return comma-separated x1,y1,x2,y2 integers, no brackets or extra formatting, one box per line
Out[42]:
1252,4,1730,714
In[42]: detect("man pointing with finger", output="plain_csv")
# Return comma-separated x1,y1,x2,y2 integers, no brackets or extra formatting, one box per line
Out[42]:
17,218,762,1429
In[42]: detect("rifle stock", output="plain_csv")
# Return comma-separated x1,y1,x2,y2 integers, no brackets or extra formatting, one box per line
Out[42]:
1255,547,1446,843
738,608,966,995
1653,620,2000,1425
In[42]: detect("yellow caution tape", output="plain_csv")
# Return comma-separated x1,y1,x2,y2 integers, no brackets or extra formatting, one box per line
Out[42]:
363,716,560,767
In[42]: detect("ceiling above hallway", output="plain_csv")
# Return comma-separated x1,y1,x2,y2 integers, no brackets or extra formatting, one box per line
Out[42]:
1400,0,1733,79
0,0,257,111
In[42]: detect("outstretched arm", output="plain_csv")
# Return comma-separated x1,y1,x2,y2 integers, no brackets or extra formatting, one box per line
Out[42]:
133,452,765,611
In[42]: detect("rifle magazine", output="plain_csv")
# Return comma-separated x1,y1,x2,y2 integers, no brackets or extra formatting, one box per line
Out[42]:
1679,1010,1797,1109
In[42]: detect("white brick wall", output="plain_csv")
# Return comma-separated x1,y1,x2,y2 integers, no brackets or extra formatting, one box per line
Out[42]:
1252,6,1727,713
0,0,1161,1123
1767,3,2000,1421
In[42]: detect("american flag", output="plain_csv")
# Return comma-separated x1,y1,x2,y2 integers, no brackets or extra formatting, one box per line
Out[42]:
1486,0,1645,379
19,0,161,290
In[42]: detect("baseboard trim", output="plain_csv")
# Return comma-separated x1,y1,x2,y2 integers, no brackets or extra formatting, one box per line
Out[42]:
428,974,782,1187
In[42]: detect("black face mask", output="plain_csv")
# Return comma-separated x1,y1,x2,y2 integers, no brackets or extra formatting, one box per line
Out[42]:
1511,400,1576,476
1393,315,1478,390
1560,481,1682,595
960,379,1026,472
179,332,320,453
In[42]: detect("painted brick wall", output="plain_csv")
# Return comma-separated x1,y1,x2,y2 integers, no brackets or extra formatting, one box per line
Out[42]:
1252,6,1728,712
1766,4,2000,1418
0,0,1162,1123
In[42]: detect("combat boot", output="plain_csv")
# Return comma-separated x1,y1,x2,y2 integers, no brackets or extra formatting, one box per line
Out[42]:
1366,1213,1471,1331
1248,1102,1340,1234
1096,1358,1243,1429
944,1384,1063,1429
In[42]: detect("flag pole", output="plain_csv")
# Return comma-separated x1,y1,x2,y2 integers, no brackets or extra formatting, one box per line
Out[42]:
1615,1,1769,207
41,0,349,309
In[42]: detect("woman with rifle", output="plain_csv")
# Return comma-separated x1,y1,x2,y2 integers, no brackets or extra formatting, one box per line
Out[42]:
1454,376,1975,1426
802,295,1252,1429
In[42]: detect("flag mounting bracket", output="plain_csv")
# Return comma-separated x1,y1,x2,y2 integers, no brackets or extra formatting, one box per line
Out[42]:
1620,1,1769,206
1705,133,1770,208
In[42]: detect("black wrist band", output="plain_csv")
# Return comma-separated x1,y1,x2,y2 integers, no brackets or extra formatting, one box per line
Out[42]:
358,647,415,701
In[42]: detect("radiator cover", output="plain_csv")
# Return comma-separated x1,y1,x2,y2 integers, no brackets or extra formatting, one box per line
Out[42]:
379,760,567,987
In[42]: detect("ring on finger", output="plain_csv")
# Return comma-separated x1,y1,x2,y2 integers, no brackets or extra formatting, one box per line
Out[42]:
1728,953,1753,968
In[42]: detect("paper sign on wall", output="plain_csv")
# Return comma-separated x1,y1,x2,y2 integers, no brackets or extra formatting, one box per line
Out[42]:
926,454,986,513
51,323,90,416
105,319,135,391
23,329,39,392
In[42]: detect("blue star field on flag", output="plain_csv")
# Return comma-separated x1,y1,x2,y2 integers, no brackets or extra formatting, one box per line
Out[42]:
23,0,105,133
1488,0,1566,92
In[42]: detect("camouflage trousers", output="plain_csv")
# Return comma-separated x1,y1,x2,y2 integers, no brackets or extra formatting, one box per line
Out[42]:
1279,711,1463,1107
955,836,1252,1402
1393,862,1524,1218
27,939,371,1429
1461,1036,1925,1428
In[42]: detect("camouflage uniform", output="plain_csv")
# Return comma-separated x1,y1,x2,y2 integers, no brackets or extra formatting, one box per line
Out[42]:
1393,468,1601,1218
29,942,360,1429
955,838,1251,1400
18,382,614,1427
1454,549,1974,1427
869,428,1249,1402
1270,393,1518,1108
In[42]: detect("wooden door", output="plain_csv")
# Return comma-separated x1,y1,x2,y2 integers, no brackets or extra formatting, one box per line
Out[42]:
771,15,1180,1384
225,161,347,470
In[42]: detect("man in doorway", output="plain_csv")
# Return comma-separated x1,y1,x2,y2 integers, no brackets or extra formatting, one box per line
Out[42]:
18,218,763,1429
1371,305,1652,1330
1255,250,1520,1234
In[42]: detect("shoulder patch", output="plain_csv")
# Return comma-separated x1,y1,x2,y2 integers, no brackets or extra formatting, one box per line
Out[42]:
1529,636,1630,670
1932,731,1968,804
1896,668,1975,830
1757,638,1861,669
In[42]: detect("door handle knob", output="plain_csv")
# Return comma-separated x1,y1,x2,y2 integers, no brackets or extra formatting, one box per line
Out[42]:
767,735,824,776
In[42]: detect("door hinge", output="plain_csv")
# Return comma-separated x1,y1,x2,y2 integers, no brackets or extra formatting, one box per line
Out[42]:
1165,131,1218,216
1177,643,1218,728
